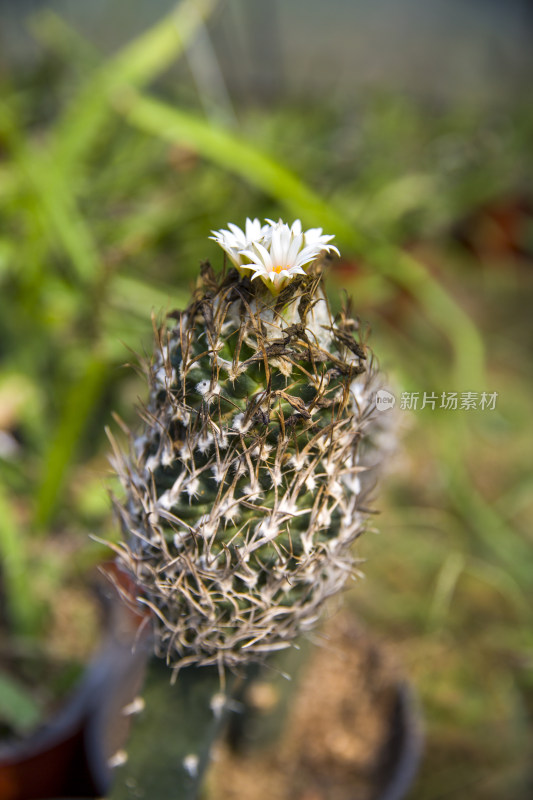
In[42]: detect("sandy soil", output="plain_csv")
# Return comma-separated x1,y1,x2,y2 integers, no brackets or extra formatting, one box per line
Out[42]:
208,610,401,800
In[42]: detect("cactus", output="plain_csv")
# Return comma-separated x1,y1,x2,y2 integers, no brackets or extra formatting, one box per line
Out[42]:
109,218,384,797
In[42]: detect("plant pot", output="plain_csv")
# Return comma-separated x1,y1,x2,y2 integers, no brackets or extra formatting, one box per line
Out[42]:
374,680,422,800
0,567,151,800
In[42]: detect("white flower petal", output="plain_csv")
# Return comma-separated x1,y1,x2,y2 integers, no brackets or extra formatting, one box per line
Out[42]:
252,240,274,269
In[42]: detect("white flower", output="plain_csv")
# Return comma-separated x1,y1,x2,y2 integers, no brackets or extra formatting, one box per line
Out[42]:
239,220,339,290
210,218,269,269
210,218,340,292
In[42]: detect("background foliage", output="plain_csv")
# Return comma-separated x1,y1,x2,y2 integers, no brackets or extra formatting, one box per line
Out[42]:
0,1,532,796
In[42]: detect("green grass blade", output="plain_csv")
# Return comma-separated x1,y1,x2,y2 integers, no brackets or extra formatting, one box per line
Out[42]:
110,274,191,316
34,354,109,530
24,154,100,283
0,102,100,284
435,418,533,592
0,486,41,634
30,9,101,67
51,0,219,169
427,551,466,629
447,466,533,589
467,558,529,618
115,91,351,235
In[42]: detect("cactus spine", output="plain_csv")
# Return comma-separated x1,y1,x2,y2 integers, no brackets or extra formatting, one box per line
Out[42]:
112,219,380,672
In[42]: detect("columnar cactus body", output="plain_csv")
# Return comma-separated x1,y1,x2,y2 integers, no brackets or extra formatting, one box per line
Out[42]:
113,221,381,670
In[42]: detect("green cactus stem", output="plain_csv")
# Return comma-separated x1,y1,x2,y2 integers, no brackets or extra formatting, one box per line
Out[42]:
109,660,237,800
109,218,385,798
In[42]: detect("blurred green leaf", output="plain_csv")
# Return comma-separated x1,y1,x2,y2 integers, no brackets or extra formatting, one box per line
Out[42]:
51,0,219,169
29,9,101,68
0,670,43,734
0,486,41,634
22,153,100,284
34,354,109,529
467,558,529,618
428,551,466,629
0,239,15,277
110,274,190,317
0,99,99,285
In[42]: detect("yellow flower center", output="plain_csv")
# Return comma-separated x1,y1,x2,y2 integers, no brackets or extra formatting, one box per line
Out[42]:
273,265,283,274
